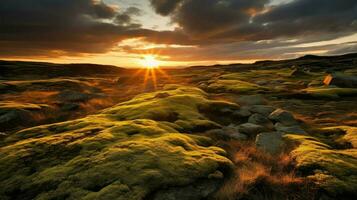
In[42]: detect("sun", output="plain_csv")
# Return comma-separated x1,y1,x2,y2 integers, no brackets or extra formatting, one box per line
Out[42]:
141,55,160,69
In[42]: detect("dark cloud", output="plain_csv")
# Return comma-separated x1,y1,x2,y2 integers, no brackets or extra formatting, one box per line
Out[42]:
1,0,357,61
149,0,183,16
0,0,153,57
151,0,357,43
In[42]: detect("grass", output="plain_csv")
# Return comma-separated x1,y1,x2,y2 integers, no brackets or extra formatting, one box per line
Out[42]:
214,141,315,200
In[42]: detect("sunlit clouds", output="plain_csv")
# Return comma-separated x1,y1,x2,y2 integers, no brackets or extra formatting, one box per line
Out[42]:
0,0,357,67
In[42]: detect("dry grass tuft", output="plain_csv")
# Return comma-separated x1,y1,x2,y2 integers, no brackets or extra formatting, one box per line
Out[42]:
215,141,317,200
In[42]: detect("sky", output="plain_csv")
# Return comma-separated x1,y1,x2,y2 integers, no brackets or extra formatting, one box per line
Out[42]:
0,0,357,68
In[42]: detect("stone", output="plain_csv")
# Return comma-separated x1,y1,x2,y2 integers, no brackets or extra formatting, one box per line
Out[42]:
269,109,298,126
235,95,267,106
238,123,265,137
233,106,252,118
255,132,285,155
230,132,248,140
274,123,307,135
248,113,274,129
323,73,357,88
250,105,275,117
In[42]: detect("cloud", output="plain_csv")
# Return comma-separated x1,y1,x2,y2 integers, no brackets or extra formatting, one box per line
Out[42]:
1,0,356,62
149,0,183,16
0,0,150,57
150,0,357,43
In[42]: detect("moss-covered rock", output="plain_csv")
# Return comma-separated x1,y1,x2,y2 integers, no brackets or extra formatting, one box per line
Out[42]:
207,79,265,93
0,85,234,200
284,128,357,197
101,84,240,132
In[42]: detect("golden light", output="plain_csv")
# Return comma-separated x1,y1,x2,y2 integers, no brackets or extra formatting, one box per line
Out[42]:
141,55,160,69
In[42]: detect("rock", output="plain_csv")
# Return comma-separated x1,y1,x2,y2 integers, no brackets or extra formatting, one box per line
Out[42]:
155,92,170,98
250,105,275,117
323,73,357,88
238,123,265,137
274,123,307,135
233,106,252,118
235,95,267,106
269,109,298,126
206,127,247,141
255,132,285,155
230,132,248,140
248,113,274,129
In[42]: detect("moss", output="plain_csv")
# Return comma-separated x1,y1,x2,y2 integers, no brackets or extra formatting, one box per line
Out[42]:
302,87,357,98
101,85,238,132
284,131,357,197
0,85,233,200
207,79,265,93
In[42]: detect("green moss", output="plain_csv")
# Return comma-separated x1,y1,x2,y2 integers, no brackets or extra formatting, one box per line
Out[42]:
207,79,265,93
302,87,357,98
284,131,357,196
101,85,238,132
0,85,234,200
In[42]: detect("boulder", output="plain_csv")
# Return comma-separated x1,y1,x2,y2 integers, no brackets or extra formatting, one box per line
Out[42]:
255,132,285,155
238,123,265,137
269,109,298,126
248,113,274,129
323,73,357,88
206,126,248,141
274,123,307,135
233,106,252,118
250,105,275,117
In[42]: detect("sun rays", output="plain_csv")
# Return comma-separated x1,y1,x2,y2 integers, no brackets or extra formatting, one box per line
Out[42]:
128,54,172,91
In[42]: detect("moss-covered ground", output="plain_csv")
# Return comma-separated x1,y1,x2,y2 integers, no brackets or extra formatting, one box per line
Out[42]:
1,54,357,199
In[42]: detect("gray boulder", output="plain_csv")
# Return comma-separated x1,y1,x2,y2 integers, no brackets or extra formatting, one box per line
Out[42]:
269,109,298,126
205,127,247,141
233,106,252,118
274,123,307,135
238,123,265,137
250,105,275,117
248,113,274,129
323,73,357,88
255,132,285,155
